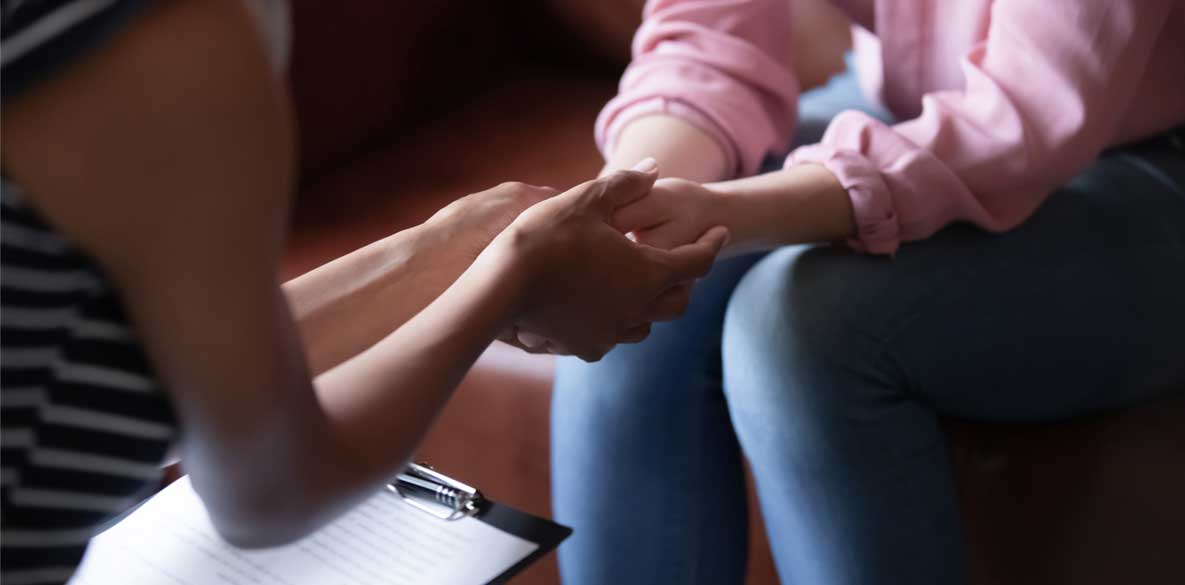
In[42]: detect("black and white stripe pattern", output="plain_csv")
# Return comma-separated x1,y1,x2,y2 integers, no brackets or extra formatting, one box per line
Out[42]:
1,0,151,102
2,178,177,585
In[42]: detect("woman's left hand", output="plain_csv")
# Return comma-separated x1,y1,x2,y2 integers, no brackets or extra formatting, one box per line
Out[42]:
612,177,728,251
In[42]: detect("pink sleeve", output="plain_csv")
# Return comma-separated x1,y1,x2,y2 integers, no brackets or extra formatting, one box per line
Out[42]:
790,0,1177,255
596,0,800,178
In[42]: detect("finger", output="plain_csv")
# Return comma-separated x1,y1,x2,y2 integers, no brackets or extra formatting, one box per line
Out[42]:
516,330,550,351
618,324,652,344
632,223,689,251
612,192,669,233
500,338,555,355
588,159,659,218
492,182,557,203
496,183,559,216
498,336,546,354
520,184,560,205
647,283,693,321
654,225,729,283
543,339,575,356
576,347,610,363
497,328,553,355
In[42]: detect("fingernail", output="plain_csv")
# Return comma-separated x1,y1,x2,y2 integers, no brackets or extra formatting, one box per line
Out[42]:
630,157,658,173
518,330,548,349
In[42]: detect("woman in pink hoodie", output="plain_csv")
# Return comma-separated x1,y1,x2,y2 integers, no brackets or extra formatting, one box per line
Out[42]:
551,1,1185,583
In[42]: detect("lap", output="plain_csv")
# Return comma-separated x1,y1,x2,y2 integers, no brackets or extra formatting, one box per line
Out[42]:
552,68,875,391
728,143,1185,423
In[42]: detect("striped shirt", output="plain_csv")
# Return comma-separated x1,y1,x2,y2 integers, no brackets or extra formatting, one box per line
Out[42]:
2,2,178,584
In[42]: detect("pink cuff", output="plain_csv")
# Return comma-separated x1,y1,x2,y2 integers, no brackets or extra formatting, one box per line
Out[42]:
787,145,900,256
595,96,741,177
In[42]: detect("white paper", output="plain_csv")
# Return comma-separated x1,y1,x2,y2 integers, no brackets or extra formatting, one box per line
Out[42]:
69,477,538,585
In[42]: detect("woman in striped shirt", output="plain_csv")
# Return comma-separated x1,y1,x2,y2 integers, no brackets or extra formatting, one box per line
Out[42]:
0,1,729,583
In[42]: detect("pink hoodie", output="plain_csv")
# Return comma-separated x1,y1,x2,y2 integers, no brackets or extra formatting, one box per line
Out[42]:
597,0,1185,254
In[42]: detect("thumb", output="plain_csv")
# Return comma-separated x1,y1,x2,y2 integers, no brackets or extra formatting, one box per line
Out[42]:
659,225,730,283
590,158,659,217
693,225,730,255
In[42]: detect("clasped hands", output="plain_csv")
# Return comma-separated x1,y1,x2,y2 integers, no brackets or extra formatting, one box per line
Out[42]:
429,159,728,362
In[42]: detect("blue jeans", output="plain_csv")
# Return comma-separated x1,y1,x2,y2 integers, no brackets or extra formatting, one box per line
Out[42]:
551,70,1185,584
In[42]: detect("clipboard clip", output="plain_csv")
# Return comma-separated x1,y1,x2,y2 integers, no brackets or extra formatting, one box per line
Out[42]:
387,462,484,521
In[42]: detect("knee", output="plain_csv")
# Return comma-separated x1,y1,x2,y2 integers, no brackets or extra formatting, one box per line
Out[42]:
724,246,848,360
551,327,698,421
721,246,881,409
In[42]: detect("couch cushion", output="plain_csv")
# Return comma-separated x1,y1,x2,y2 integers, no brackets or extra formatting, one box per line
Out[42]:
948,395,1185,585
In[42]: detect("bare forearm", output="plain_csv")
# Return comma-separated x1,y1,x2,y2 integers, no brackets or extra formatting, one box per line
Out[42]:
237,249,525,546
711,163,855,253
604,115,731,182
284,182,554,376
313,249,522,481
284,223,464,376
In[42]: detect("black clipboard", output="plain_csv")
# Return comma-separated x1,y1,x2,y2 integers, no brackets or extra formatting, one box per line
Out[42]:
391,463,572,583
477,502,572,584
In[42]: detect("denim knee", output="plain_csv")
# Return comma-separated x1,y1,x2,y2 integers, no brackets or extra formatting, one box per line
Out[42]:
552,317,718,425
721,246,905,439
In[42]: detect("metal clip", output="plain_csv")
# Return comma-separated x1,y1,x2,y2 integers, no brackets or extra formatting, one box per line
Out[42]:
387,462,483,521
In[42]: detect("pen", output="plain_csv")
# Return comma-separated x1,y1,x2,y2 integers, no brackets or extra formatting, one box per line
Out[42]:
388,463,484,521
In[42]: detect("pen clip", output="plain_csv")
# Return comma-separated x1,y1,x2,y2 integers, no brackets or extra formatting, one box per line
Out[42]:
388,462,483,521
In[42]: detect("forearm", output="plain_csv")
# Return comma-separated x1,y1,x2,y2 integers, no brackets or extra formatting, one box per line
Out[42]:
603,115,730,182
284,222,470,376
313,248,521,478
241,248,525,545
711,163,855,253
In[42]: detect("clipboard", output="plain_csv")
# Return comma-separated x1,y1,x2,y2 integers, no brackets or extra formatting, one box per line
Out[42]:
391,462,573,584
477,502,573,584
69,465,573,585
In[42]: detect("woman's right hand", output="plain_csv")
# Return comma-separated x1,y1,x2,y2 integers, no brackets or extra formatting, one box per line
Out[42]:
486,161,730,362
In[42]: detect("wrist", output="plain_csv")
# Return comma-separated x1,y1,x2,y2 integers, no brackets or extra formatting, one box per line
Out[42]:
471,225,539,320
402,213,491,291
707,182,763,254
369,225,437,290
708,164,855,251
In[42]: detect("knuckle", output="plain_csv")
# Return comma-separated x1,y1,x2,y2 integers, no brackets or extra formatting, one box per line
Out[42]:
573,178,599,192
604,172,637,194
592,178,612,198
525,185,559,205
566,179,601,203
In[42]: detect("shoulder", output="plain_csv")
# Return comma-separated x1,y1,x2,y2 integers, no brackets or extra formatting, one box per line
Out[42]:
2,0,155,103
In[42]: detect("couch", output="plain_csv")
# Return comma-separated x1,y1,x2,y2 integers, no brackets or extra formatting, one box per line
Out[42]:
280,2,1185,583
